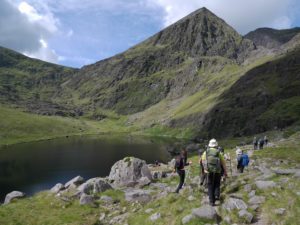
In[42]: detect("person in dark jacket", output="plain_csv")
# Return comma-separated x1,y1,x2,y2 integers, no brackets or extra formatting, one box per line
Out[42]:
174,154,191,193
181,149,188,165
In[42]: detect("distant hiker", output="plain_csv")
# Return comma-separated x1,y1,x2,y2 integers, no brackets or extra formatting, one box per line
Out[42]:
253,137,258,150
258,138,264,150
200,139,227,206
174,154,192,193
264,135,268,146
236,148,249,173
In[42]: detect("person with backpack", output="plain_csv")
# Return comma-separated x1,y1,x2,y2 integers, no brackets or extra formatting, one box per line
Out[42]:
236,148,250,173
200,139,227,206
258,138,264,150
173,153,192,193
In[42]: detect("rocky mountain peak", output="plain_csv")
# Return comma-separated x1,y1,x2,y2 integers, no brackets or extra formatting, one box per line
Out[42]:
144,7,254,60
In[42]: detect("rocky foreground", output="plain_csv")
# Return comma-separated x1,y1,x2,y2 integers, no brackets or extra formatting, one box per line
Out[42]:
1,133,300,225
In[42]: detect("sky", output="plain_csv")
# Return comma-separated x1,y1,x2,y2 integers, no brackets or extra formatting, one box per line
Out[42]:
1,0,300,68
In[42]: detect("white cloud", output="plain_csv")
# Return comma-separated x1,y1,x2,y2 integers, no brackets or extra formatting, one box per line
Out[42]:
0,0,60,63
147,0,298,34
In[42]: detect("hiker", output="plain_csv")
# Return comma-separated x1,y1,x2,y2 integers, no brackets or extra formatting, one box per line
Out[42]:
154,160,160,167
253,137,258,150
199,149,207,186
200,139,227,206
174,154,192,193
264,136,268,146
258,138,264,150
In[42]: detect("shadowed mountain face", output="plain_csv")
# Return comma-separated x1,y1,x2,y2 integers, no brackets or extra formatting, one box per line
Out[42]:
1,8,300,138
245,27,300,49
199,47,300,137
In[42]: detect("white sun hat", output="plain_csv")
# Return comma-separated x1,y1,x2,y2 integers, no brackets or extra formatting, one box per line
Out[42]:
208,138,218,148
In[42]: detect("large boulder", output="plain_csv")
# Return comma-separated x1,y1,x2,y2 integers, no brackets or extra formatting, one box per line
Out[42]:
124,189,152,204
192,205,218,220
109,157,152,187
255,180,277,190
4,191,25,204
79,193,95,206
77,178,112,194
50,183,65,194
223,197,248,211
65,176,84,189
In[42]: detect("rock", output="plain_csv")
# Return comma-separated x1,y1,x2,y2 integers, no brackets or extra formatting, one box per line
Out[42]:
100,195,113,203
188,195,195,201
271,192,277,197
109,157,152,187
224,216,231,224
238,209,253,223
223,198,248,211
229,193,244,199
244,184,252,192
272,168,299,175
79,193,95,205
50,183,65,194
248,196,266,205
255,180,277,190
279,177,289,184
294,170,300,178
145,208,154,214
99,213,106,221
275,208,286,215
150,212,161,221
137,176,151,188
65,176,84,188
77,178,112,194
109,213,129,224
4,191,25,204
149,183,168,190
192,205,217,220
124,189,152,204
182,214,195,224
248,190,256,198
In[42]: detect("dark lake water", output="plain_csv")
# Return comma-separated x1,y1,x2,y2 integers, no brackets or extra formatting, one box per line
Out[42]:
0,135,181,201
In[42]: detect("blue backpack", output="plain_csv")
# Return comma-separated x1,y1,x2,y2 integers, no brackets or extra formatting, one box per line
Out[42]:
242,154,249,167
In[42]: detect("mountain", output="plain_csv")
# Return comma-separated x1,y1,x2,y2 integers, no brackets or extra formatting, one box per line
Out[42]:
245,27,300,49
1,7,300,141
0,46,79,116
63,8,254,115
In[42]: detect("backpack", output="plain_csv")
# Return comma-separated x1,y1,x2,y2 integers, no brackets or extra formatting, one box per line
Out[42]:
206,148,221,173
242,154,249,167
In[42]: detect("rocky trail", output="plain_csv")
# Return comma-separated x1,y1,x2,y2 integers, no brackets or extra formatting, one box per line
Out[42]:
1,136,300,225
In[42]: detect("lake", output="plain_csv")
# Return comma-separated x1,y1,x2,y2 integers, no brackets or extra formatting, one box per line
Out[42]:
0,135,182,201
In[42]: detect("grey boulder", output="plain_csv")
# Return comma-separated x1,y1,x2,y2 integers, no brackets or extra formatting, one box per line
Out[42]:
109,157,152,187
50,183,65,194
248,196,265,205
192,205,217,220
182,214,195,224
65,176,84,188
255,180,277,190
79,193,95,205
124,189,152,204
223,198,248,211
77,177,112,194
149,212,161,221
4,191,25,204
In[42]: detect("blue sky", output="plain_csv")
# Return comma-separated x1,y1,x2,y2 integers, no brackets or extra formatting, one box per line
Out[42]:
1,0,300,68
